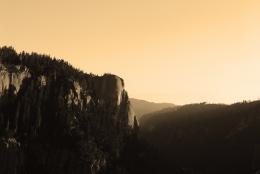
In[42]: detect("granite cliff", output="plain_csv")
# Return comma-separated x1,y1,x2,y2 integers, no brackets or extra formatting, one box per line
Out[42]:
0,47,137,174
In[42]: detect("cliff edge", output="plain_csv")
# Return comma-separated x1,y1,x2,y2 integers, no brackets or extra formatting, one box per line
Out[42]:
0,46,136,174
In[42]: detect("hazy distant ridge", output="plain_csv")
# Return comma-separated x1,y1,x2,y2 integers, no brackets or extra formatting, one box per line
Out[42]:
130,98,175,120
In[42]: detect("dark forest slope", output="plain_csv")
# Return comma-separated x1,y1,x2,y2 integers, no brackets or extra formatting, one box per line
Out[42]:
141,101,260,174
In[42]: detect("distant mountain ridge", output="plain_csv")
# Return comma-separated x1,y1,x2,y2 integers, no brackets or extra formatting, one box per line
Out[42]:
129,98,176,120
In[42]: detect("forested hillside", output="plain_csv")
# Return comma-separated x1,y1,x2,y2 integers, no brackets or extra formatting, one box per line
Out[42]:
141,101,260,174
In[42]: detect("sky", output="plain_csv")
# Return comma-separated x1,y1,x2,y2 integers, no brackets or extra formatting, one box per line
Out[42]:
1,0,260,105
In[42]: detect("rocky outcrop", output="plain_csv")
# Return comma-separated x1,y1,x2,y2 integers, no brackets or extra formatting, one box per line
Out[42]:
93,74,135,127
0,47,137,174
0,65,31,95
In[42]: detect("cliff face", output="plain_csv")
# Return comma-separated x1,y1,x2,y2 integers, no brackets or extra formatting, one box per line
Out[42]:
0,47,136,174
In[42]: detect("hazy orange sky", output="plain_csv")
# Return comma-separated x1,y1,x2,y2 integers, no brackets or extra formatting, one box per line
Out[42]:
1,0,260,104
